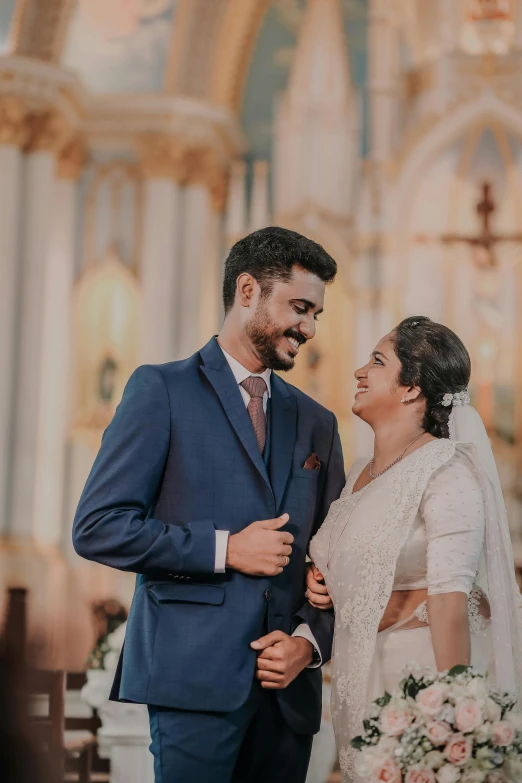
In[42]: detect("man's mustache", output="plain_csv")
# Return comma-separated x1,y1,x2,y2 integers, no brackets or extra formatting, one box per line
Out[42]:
283,329,307,346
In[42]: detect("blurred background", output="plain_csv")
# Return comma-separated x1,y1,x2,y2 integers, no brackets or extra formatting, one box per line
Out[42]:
1,1,522,780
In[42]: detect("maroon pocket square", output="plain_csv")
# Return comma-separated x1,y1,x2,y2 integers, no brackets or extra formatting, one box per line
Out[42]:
303,453,321,471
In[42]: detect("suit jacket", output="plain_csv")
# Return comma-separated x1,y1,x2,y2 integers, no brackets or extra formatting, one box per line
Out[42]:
73,337,345,734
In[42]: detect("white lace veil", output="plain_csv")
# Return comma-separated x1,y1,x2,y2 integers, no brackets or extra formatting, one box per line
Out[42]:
449,403,522,700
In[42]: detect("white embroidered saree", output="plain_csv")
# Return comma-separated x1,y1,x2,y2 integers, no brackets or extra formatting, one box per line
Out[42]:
309,435,522,782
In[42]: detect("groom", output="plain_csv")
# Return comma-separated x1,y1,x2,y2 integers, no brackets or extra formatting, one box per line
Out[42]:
73,226,345,783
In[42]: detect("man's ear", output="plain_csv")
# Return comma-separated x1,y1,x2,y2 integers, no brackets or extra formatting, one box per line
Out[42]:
236,273,256,307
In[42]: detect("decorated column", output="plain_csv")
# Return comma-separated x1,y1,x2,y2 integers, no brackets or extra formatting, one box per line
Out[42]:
250,160,270,232
177,146,227,359
139,135,183,364
225,159,247,248
9,109,69,540
368,0,398,168
33,135,85,546
0,97,27,532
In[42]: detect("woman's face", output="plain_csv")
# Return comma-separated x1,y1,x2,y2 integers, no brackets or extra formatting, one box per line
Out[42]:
352,334,419,424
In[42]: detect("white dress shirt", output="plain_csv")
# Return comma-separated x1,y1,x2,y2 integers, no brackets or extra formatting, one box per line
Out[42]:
215,344,321,666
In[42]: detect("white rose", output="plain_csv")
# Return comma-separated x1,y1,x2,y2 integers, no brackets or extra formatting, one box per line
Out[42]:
425,750,445,769
461,770,487,783
504,756,522,782
354,747,377,777
474,723,493,744
436,765,461,783
485,699,502,724
467,678,488,701
439,704,456,725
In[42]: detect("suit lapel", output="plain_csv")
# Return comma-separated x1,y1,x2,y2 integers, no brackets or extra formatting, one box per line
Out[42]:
200,339,271,490
270,375,297,513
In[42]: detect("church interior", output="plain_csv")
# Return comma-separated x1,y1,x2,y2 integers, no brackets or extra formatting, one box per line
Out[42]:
1,1,522,781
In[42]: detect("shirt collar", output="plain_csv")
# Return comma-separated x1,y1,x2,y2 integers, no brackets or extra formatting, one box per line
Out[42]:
219,345,272,397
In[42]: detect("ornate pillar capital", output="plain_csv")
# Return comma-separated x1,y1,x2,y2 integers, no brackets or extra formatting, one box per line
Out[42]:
0,96,30,148
25,108,71,156
24,108,72,157
139,133,181,180
57,134,87,180
139,133,229,212
183,144,229,213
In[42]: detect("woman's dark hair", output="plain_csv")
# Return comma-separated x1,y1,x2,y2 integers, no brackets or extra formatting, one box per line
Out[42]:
222,226,337,313
390,316,471,439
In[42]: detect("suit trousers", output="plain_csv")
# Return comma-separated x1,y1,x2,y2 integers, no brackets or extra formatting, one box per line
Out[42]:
148,680,313,783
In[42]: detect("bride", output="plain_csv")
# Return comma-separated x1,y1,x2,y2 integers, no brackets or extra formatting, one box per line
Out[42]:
306,316,522,782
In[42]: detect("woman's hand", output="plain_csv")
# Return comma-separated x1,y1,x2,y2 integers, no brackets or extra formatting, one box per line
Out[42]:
305,563,333,610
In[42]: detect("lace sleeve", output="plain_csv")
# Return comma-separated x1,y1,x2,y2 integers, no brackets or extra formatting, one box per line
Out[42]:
420,452,485,597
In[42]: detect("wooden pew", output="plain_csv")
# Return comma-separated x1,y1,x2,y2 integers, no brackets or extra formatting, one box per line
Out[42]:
65,672,110,782
29,667,98,783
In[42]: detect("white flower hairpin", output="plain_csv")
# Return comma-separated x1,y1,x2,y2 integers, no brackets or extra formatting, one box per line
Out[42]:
441,390,470,407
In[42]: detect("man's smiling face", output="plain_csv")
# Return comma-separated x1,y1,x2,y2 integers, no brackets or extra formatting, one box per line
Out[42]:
245,266,326,371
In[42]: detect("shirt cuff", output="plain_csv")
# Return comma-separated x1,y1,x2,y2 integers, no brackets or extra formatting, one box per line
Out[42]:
214,530,229,573
292,623,322,668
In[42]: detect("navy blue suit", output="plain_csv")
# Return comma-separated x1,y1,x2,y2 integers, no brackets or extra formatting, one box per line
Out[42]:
73,337,344,782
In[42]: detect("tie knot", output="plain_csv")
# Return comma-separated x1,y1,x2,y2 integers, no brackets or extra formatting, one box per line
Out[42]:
241,376,267,399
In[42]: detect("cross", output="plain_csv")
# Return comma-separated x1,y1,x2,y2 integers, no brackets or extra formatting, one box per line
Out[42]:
441,181,522,268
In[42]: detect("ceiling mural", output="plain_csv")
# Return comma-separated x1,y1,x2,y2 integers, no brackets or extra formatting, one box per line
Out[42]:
62,0,178,93
0,0,16,55
241,0,368,163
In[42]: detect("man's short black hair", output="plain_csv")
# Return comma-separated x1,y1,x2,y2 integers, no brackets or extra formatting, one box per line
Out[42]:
222,226,337,314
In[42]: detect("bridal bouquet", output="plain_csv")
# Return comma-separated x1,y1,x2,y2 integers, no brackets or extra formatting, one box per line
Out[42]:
351,665,522,783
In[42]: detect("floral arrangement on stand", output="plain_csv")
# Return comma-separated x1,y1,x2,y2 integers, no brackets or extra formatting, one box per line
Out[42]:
351,665,522,783
86,599,127,671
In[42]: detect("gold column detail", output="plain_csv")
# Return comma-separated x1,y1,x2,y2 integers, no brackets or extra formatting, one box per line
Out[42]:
184,144,229,213
0,96,30,148
25,109,71,157
139,133,181,180
139,134,229,213
57,134,87,180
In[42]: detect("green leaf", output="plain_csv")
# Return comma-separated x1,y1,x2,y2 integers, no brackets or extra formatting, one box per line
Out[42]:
376,692,392,707
351,736,367,750
448,664,470,677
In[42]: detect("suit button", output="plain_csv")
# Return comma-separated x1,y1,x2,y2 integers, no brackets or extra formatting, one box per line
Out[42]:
264,589,271,601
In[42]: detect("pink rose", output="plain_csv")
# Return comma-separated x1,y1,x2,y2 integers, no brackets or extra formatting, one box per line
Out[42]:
405,767,436,783
455,699,483,733
492,721,515,747
379,704,414,737
425,722,452,746
417,684,447,717
444,734,473,765
371,757,402,783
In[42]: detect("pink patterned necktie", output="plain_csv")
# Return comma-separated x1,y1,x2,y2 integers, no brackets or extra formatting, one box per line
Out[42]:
240,376,267,454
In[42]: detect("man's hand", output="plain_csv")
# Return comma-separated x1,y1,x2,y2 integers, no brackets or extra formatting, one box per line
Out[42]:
250,631,313,689
226,514,293,576
305,563,333,610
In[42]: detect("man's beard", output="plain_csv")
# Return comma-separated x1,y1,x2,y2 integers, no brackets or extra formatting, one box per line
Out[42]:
245,301,305,372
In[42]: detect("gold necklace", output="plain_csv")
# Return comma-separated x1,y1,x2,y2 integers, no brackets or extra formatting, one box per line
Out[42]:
368,431,425,479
